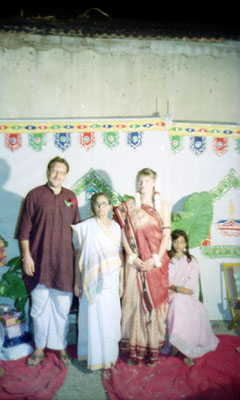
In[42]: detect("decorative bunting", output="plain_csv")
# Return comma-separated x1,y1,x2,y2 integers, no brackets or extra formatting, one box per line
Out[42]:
79,132,96,151
212,138,228,156
0,119,239,138
102,131,119,149
0,118,168,134
126,131,143,149
54,132,71,152
1,119,240,155
29,133,47,151
169,135,183,153
190,136,206,155
4,134,22,152
169,123,240,139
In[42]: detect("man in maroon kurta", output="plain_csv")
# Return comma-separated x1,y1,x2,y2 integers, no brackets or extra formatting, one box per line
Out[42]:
16,156,80,366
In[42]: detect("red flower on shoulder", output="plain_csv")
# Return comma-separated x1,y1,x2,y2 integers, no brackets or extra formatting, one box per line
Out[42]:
70,198,77,208
64,198,77,208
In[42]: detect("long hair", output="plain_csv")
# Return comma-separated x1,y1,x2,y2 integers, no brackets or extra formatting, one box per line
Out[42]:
169,229,192,262
136,168,159,200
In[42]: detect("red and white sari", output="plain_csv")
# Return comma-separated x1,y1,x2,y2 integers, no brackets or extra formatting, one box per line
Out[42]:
114,198,169,362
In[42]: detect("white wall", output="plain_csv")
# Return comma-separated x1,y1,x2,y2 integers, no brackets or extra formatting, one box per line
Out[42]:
0,34,240,123
0,32,240,321
0,123,239,321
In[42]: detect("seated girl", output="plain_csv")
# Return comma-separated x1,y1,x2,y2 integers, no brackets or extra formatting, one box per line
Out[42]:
167,229,219,366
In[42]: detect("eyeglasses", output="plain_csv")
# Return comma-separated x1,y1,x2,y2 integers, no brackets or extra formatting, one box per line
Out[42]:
50,169,67,176
94,202,109,207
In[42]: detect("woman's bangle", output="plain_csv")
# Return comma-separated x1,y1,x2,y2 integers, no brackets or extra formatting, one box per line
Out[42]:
128,253,137,265
152,253,162,268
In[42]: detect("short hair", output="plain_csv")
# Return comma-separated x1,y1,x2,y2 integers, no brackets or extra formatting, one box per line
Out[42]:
91,192,111,214
137,168,157,181
47,157,69,173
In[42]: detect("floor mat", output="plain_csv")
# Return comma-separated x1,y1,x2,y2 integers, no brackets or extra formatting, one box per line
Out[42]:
0,349,68,400
102,335,240,400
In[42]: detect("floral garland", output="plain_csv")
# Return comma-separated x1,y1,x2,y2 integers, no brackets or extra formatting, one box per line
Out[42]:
135,191,161,214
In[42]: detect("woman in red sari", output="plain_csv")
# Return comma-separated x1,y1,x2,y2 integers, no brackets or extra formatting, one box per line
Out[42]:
114,168,170,367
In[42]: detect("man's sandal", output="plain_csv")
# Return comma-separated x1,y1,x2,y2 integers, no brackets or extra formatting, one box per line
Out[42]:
59,352,72,366
27,353,45,367
183,357,194,367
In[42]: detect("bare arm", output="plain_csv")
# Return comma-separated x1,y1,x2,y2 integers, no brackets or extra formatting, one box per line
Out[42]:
122,229,145,270
74,249,82,298
158,200,171,260
169,284,193,295
144,200,171,270
119,250,124,298
169,258,198,296
19,240,35,276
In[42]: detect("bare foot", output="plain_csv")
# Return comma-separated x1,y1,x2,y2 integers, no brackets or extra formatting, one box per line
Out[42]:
147,361,157,368
183,357,194,366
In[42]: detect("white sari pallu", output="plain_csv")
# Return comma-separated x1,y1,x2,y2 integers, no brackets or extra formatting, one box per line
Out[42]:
72,217,122,370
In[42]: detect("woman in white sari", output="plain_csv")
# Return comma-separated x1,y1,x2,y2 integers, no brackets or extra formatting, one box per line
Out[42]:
72,192,124,371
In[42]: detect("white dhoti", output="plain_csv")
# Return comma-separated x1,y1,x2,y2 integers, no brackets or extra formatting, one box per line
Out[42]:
30,284,73,350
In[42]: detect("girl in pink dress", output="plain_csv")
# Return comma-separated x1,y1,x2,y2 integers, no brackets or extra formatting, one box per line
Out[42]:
167,230,219,366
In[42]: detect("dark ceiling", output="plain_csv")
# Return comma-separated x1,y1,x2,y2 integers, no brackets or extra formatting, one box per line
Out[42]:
0,3,239,40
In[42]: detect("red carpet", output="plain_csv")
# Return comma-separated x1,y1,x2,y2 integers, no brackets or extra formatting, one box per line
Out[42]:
102,335,240,400
0,349,68,400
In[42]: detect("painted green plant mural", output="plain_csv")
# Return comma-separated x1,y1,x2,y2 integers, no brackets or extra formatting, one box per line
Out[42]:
171,191,214,249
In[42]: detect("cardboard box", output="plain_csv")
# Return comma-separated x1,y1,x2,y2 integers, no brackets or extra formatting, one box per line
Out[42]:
4,322,26,339
0,312,24,327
